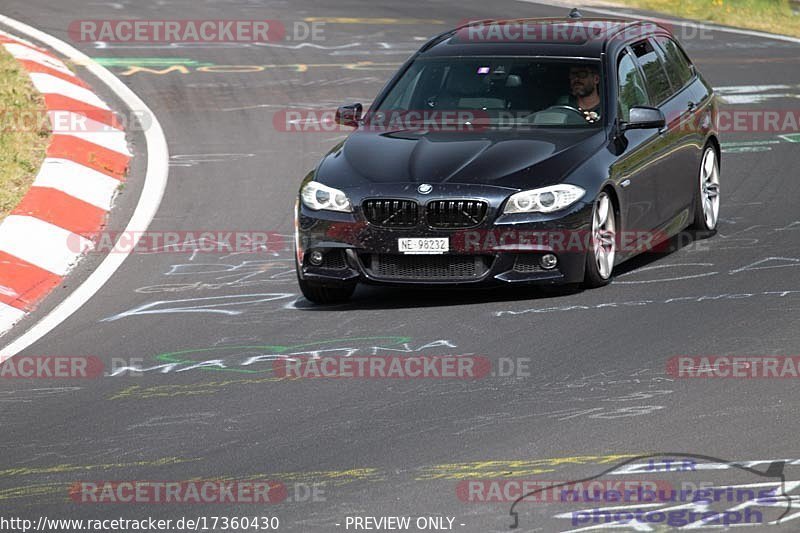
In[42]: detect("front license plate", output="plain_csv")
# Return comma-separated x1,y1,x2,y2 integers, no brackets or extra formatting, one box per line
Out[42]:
398,237,449,254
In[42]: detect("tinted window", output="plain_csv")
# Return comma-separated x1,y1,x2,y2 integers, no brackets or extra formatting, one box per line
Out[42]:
617,51,649,122
655,36,694,89
631,39,672,104
374,57,604,128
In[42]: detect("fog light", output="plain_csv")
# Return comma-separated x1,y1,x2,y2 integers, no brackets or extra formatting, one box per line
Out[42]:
541,254,558,270
308,251,324,266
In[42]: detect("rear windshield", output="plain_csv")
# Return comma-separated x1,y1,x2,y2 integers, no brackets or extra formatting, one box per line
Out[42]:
372,57,605,129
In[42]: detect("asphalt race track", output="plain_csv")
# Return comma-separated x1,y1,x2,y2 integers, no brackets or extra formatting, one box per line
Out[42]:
1,0,799,531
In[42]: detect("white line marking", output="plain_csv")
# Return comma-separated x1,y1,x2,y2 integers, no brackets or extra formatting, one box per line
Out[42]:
0,29,43,49
0,303,26,334
0,15,170,359
517,0,800,44
721,94,800,104
29,72,110,109
33,158,120,210
0,216,91,275
716,84,793,94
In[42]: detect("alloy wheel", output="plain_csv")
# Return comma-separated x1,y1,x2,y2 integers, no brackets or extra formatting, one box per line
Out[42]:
701,148,721,230
592,192,616,279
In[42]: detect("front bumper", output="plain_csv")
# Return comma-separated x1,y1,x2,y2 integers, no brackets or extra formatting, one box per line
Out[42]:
295,198,594,288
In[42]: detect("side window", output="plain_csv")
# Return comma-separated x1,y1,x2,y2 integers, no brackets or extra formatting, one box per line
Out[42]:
631,39,672,105
655,36,694,90
617,51,649,122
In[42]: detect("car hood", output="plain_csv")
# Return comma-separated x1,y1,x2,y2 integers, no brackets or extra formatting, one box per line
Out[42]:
316,128,606,191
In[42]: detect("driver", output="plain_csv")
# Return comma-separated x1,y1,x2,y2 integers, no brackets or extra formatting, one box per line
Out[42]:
556,64,601,123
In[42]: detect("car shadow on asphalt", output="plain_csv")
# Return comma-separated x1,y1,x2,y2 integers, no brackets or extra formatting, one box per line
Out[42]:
611,228,715,277
293,278,583,312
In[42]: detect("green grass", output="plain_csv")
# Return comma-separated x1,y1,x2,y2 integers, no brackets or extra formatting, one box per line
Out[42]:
0,46,50,221
618,0,800,37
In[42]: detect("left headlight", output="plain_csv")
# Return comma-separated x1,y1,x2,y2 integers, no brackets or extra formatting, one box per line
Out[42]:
503,184,586,214
300,181,352,212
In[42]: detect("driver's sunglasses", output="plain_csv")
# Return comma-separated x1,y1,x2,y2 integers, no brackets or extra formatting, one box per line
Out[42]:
569,70,591,80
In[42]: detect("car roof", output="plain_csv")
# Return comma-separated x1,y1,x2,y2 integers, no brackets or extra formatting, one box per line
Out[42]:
418,17,668,59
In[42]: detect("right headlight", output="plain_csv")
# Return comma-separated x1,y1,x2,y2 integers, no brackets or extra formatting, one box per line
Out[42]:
503,184,586,214
300,181,352,213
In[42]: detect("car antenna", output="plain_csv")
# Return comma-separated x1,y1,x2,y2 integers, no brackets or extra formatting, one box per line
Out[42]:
568,8,583,19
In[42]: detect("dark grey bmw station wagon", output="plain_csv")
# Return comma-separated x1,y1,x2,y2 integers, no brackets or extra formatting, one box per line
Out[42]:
294,12,720,303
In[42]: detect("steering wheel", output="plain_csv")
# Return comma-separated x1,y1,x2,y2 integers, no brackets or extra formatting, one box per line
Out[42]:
544,105,585,118
523,104,597,126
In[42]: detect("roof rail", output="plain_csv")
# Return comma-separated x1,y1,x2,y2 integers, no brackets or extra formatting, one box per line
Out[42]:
419,16,647,54
417,18,497,53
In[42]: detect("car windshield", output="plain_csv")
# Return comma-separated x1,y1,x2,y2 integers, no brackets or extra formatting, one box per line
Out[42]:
371,57,604,130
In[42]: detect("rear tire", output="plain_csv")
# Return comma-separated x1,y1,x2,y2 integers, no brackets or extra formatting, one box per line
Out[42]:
297,276,355,304
583,191,617,289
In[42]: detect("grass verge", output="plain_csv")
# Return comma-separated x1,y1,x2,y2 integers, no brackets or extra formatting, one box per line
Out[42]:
0,45,50,221
617,0,800,38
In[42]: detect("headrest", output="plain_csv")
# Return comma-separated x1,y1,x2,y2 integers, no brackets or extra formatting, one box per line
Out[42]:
445,65,489,96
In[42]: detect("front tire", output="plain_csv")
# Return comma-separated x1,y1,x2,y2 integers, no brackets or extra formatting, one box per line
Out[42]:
691,145,720,232
583,191,617,288
297,276,355,304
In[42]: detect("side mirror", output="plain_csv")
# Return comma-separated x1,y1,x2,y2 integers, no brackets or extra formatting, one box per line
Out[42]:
335,103,362,128
623,106,666,130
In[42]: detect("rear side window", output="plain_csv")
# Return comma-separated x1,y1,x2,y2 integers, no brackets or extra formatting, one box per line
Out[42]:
617,51,649,122
655,36,694,90
631,39,672,105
